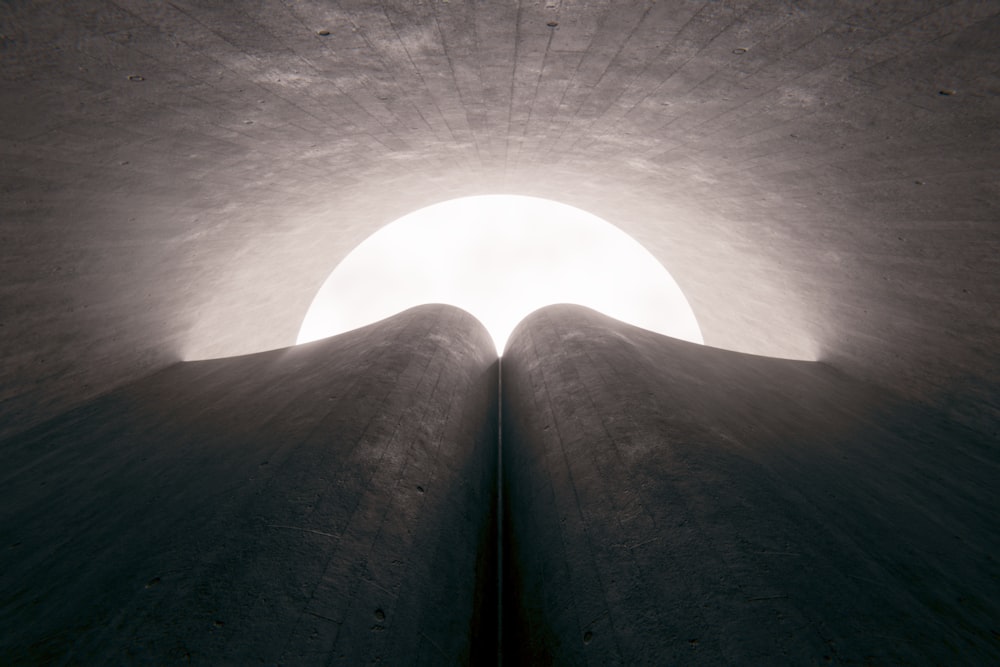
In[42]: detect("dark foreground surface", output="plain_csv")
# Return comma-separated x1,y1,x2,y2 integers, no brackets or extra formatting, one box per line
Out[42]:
3,303,998,664
502,305,1000,665
0,305,499,665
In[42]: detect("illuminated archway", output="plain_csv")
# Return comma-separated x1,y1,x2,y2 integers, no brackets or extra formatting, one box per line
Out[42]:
298,195,702,354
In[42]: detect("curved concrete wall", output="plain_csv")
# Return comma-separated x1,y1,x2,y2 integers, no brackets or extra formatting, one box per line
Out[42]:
0,305,498,665
501,305,999,664
3,1,1000,441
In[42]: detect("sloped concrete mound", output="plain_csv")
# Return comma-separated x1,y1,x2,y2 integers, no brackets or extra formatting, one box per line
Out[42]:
3,303,998,664
501,304,1000,664
0,305,499,665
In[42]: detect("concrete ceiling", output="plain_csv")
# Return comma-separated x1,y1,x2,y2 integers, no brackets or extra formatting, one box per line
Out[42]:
2,0,998,439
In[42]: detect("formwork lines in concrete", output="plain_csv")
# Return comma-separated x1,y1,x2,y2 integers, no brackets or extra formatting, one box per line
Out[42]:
526,315,628,663
466,1,496,166
153,2,372,136
507,6,559,170
378,2,471,169
513,325,593,663
429,1,486,167
273,5,469,165
639,1,995,163
502,0,524,179
267,314,443,661
361,7,441,142
202,370,396,656
546,0,674,160
567,1,792,146
565,339,671,664
321,341,453,664
271,0,427,154
202,356,381,656
531,0,632,160
560,0,770,163
568,8,815,160
77,2,372,167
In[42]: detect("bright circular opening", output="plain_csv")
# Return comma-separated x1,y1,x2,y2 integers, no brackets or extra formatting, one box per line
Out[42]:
298,195,703,355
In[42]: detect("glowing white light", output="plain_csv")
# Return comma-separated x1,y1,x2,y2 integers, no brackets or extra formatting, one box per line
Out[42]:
298,195,703,354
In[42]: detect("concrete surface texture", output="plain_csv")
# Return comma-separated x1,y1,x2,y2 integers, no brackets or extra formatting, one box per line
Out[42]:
1,0,999,440
2,0,1000,664
501,305,999,664
5,302,997,664
0,305,500,664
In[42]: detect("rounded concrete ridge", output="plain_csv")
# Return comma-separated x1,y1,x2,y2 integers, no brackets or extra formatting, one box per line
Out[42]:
0,306,500,664
500,304,1000,663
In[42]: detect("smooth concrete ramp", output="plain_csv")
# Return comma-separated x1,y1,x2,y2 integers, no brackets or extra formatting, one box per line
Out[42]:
501,305,1000,664
0,305,498,665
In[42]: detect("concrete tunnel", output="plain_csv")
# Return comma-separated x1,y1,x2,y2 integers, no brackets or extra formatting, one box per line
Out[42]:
1,1,999,664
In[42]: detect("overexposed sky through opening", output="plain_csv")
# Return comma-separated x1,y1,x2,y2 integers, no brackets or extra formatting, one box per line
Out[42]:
297,195,703,355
